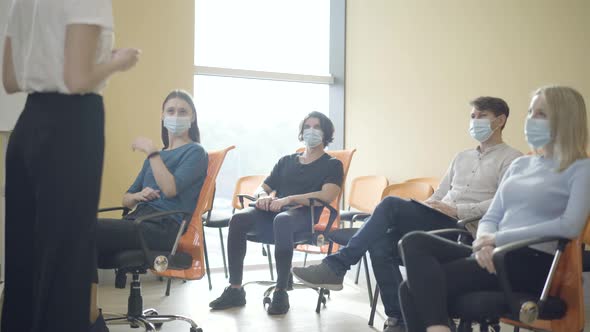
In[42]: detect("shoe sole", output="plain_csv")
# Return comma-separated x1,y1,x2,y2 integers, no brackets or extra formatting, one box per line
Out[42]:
292,271,344,291
267,307,290,315
209,301,246,310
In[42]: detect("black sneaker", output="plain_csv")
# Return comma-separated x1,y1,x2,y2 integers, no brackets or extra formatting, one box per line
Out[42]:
267,290,290,315
292,262,344,291
383,317,406,332
89,309,109,332
209,286,246,310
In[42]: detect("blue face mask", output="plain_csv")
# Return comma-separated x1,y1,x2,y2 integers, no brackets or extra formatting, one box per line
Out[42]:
469,119,496,142
164,116,191,136
525,118,551,149
303,128,323,148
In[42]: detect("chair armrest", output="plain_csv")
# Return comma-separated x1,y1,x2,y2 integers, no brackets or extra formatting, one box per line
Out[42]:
456,216,481,229
428,228,474,246
237,194,257,209
428,228,473,238
492,236,569,319
352,213,371,223
308,198,339,236
98,206,130,217
132,210,193,269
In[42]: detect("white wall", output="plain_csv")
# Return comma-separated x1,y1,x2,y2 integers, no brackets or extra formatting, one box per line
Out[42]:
345,0,590,186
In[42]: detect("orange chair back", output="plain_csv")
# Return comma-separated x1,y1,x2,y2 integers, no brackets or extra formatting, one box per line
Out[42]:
348,175,389,213
231,175,266,210
295,148,356,254
203,185,215,213
500,216,590,332
381,182,434,201
153,146,235,280
404,177,440,192
314,149,356,232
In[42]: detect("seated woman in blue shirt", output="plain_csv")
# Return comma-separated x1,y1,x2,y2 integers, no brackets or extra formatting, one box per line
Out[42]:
398,86,590,332
90,90,208,330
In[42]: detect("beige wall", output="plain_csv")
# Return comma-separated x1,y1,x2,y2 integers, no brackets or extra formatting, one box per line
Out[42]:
100,0,194,210
345,0,590,186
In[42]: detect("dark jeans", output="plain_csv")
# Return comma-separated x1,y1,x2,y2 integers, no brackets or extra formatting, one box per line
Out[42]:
323,196,458,319
227,206,321,289
94,204,182,283
398,231,553,331
3,93,104,332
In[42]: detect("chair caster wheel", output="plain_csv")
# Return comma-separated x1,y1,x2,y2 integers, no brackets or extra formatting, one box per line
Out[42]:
146,310,163,329
263,296,272,307
158,276,164,282
324,289,331,299
190,328,203,332
320,296,327,306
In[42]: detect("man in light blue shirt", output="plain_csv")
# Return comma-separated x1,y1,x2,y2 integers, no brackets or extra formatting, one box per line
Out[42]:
293,96,522,332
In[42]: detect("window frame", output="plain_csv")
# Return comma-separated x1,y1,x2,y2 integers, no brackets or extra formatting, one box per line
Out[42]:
194,0,346,149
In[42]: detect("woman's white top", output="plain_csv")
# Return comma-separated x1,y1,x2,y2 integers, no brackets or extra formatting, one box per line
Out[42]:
4,0,114,94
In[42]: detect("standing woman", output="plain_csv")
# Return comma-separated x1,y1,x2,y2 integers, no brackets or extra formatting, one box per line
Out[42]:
2,0,139,331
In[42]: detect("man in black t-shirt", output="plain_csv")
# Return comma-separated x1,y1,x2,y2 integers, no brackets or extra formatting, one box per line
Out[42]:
210,111,344,315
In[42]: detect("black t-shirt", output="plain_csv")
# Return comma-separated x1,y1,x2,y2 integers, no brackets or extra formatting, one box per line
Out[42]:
263,152,344,199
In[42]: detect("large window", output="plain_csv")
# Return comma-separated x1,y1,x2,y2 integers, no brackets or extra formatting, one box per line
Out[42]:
195,0,330,74
195,0,345,267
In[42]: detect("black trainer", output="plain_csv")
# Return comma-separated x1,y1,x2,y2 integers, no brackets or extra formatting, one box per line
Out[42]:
292,261,344,291
266,290,290,315
383,317,406,332
209,286,247,310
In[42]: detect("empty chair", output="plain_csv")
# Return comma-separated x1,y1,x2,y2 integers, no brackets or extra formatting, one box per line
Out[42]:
340,175,389,227
404,176,440,191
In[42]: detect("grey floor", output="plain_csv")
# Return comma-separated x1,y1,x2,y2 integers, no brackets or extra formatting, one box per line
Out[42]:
96,226,590,332
97,258,590,332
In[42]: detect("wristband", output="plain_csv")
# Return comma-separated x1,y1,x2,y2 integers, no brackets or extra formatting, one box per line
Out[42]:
147,151,160,159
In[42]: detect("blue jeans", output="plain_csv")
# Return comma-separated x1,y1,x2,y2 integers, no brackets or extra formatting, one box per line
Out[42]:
324,196,458,320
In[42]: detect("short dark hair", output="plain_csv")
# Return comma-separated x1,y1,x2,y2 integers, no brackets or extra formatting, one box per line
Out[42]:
298,111,335,147
470,96,510,129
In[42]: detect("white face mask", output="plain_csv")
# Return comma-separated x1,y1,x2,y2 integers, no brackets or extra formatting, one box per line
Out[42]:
164,116,192,136
469,118,497,142
303,128,323,148
525,118,551,149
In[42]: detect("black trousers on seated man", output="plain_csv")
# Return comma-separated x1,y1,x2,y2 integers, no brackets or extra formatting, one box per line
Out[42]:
322,196,458,322
227,206,321,289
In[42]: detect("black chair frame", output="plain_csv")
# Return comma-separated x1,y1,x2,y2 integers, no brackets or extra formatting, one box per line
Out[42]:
97,207,202,332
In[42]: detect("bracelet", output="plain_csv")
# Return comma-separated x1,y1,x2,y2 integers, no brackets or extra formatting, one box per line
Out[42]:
147,150,160,159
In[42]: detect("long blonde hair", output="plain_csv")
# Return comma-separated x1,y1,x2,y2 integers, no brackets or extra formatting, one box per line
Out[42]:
535,86,588,171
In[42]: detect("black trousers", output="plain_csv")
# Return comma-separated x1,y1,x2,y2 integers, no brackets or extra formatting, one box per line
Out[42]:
399,231,553,332
324,196,459,318
94,205,181,282
3,93,105,332
227,207,321,289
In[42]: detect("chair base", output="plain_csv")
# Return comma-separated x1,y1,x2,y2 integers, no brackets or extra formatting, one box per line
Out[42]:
107,272,202,332
105,309,202,332
455,320,501,332
242,278,329,312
